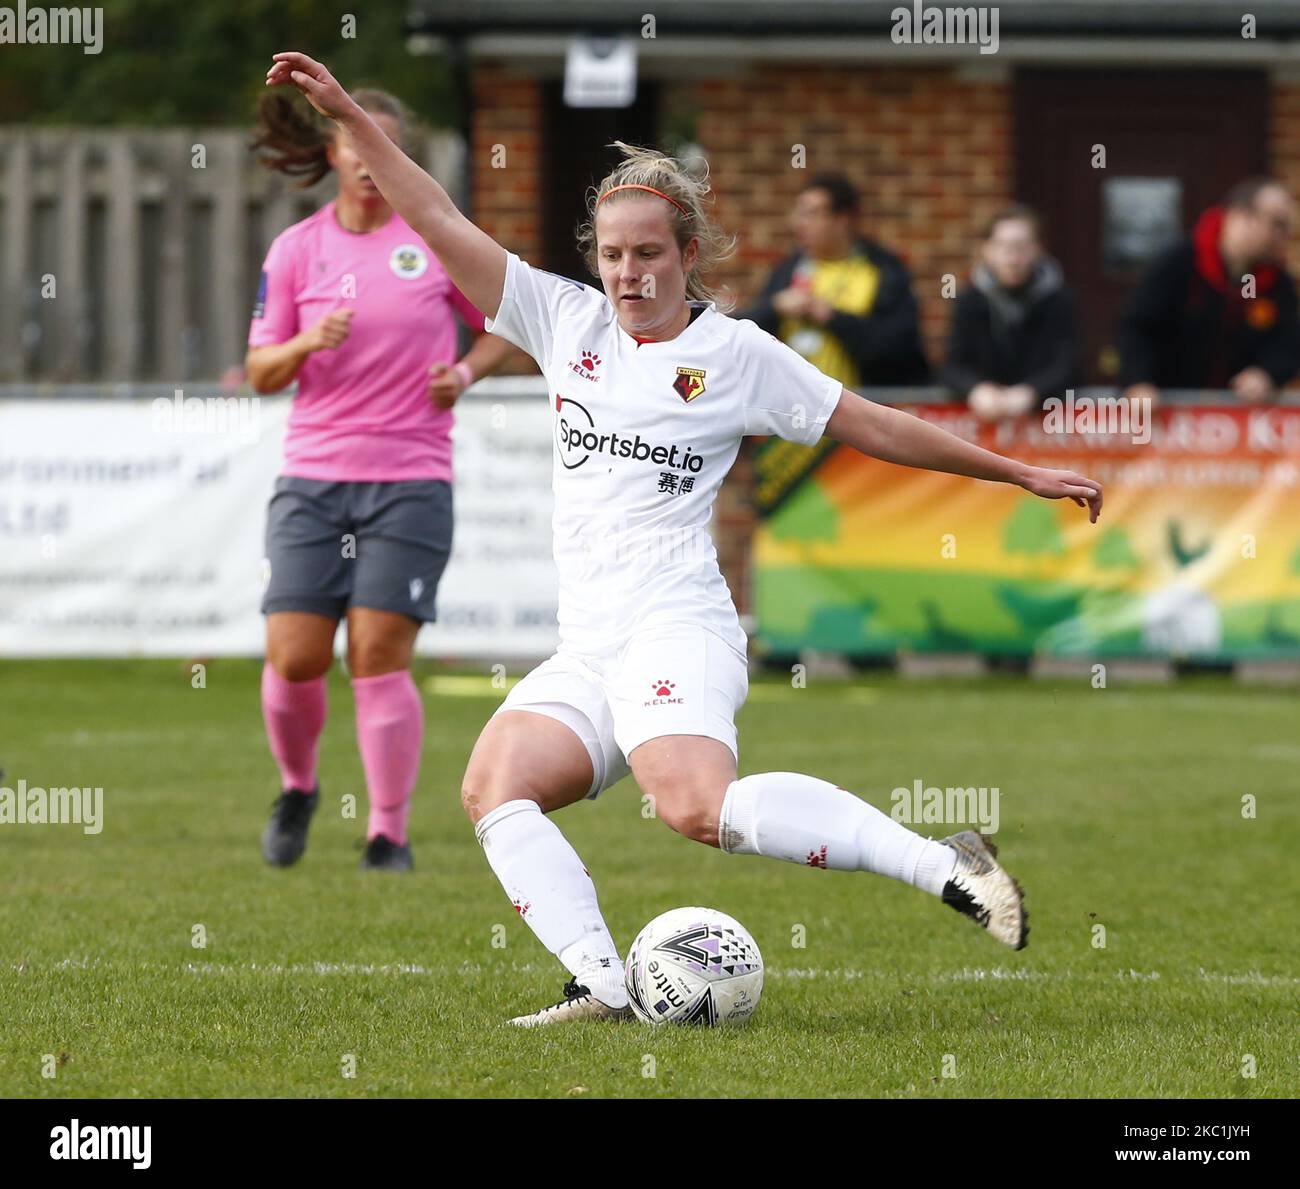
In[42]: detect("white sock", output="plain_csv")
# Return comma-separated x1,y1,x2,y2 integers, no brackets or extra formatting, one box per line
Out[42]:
563,950,628,1009
475,799,628,1008
718,772,957,895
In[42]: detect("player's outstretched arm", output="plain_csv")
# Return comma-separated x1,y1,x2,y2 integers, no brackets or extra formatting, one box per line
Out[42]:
266,51,506,320
825,388,1103,522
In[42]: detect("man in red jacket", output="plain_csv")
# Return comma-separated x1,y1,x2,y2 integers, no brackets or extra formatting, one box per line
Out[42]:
1119,177,1299,406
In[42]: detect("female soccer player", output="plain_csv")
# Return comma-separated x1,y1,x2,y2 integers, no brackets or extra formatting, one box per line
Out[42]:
247,86,516,871
267,52,1102,1018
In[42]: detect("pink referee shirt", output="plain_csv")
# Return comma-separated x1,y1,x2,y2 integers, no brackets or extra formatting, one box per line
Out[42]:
248,202,485,482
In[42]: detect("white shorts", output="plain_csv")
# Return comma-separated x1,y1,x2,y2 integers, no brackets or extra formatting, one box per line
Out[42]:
492,623,750,799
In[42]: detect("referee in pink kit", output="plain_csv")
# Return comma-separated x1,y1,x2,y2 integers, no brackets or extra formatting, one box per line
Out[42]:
245,87,515,870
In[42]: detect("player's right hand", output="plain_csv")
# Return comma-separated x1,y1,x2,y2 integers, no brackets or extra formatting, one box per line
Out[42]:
266,52,354,121
305,308,354,352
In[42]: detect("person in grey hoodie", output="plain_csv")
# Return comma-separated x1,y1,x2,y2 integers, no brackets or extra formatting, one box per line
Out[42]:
942,205,1081,420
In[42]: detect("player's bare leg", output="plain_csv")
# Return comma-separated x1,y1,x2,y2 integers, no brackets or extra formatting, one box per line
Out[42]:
625,734,738,847
463,711,633,1025
630,735,1028,950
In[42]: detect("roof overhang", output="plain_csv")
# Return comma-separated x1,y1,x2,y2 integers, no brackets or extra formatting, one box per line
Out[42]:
407,1,1300,71
408,1,1300,38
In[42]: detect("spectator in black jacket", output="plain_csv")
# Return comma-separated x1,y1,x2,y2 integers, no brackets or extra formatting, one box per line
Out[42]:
741,173,929,386
942,205,1081,421
1119,177,1300,405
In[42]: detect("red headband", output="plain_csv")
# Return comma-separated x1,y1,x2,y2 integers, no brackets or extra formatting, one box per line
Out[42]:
597,183,690,219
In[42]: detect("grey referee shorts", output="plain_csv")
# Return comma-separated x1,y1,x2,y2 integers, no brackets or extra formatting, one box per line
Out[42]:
261,476,453,623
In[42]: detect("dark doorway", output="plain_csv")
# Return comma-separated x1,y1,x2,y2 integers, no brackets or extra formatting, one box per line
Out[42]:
540,80,663,285
1014,69,1269,384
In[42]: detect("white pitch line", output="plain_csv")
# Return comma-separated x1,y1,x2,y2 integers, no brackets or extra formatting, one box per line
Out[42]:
13,959,1298,987
937,967,1068,982
769,967,870,980
183,961,430,976
1250,744,1300,761
1196,968,1300,987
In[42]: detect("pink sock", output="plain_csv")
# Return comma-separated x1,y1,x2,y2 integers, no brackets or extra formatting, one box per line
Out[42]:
261,662,326,793
352,670,423,845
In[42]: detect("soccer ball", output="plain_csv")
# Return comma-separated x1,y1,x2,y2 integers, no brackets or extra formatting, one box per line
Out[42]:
624,906,764,1026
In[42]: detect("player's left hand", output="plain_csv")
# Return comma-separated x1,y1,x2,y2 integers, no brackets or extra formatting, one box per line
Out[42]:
1019,465,1103,523
428,362,465,409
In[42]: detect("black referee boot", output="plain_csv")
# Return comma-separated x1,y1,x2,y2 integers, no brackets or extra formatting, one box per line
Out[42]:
261,786,319,867
360,834,413,872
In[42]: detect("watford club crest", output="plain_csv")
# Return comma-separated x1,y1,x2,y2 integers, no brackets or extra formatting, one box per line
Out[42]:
673,366,706,403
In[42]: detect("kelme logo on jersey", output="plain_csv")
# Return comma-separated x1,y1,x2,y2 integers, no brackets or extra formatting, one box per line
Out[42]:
554,394,705,474
389,244,428,279
567,349,602,382
673,366,706,403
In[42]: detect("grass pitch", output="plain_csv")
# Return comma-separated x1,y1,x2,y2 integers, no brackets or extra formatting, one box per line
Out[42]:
1,659,1295,1097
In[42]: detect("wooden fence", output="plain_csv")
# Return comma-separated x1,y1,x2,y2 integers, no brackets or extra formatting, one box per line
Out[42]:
0,127,465,384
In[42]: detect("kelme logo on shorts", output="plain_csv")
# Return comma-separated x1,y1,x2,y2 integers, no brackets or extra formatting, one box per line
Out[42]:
389,244,428,279
554,394,705,473
645,678,684,707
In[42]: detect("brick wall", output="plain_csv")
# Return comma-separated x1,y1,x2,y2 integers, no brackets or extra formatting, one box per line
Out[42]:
688,65,1012,368
469,62,1014,367
462,64,1300,625
686,65,1014,621
466,60,1015,619
470,64,545,265
1270,79,1300,280
467,67,1300,620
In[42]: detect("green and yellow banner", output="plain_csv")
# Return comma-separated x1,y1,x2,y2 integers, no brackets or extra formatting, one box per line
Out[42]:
754,404,1300,658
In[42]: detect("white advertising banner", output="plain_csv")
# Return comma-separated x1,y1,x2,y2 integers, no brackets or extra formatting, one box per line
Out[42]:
420,391,558,658
0,390,558,658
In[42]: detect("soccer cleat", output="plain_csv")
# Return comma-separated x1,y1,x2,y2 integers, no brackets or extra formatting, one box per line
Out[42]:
261,786,318,867
509,978,633,1027
360,834,414,872
939,830,1029,950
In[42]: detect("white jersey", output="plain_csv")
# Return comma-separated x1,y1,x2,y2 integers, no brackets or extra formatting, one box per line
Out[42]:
485,251,843,660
